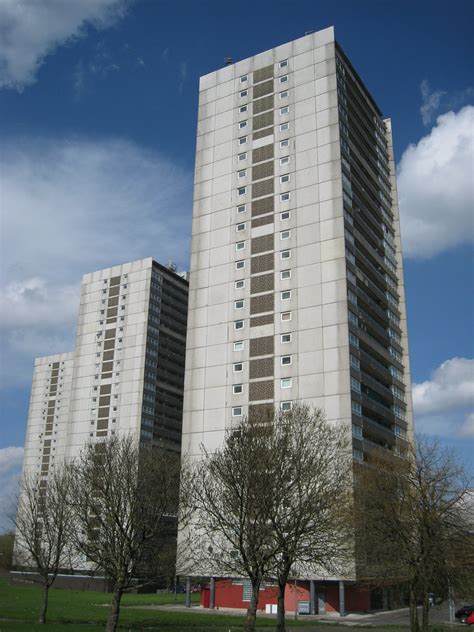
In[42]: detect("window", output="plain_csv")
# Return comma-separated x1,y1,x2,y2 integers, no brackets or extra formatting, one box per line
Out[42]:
237,204,246,214
351,377,361,393
280,139,289,148
236,222,246,232
280,174,290,183
238,169,246,178
351,401,362,416
280,269,291,280
281,333,292,343
350,354,360,370
353,449,364,465
239,120,247,129
234,341,244,351
239,105,248,114
280,192,290,201
240,75,248,83
281,249,291,260
235,260,245,269
240,89,248,98
233,384,243,395
239,136,247,145
352,424,363,439
279,75,288,84
280,156,290,165
281,378,292,388
281,355,292,366
236,241,245,251
280,210,290,220
238,186,246,196
280,401,292,411
279,59,288,68
233,363,243,372
280,106,289,115
348,311,358,325
235,279,245,289
281,311,291,321
234,319,244,329
349,332,359,348
280,230,290,240
280,122,289,132
232,406,243,416
279,90,289,99
234,300,244,309
281,290,291,300
238,152,247,161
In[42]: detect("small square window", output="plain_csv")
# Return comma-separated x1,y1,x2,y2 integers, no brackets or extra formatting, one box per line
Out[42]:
236,241,245,251
238,170,246,178
280,90,289,99
235,260,245,269
234,319,244,329
280,122,289,132
280,156,290,165
281,401,292,411
280,210,291,220
281,355,292,366
280,106,289,115
233,384,243,395
279,75,288,84
281,377,292,388
239,120,247,129
280,139,289,148
239,136,247,145
236,222,246,232
279,59,288,68
281,270,291,280
280,192,290,202
281,311,292,322
237,204,246,214
238,152,247,161
238,186,247,196
235,300,244,309
235,280,245,289
280,230,290,240
280,174,290,183
233,363,243,372
240,75,248,83
232,406,243,416
281,333,292,343
239,105,248,114
281,290,291,300
281,250,291,260
240,89,248,97
234,341,244,351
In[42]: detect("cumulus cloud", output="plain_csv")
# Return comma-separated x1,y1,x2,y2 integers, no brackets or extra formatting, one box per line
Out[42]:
0,447,23,533
0,135,192,387
398,106,474,259
0,0,132,90
420,80,446,126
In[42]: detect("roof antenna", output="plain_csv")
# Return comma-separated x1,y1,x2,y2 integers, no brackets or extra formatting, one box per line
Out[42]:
224,56,233,66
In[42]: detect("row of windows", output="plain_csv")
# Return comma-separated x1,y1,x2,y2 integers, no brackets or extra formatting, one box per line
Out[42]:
231,332,291,354
232,355,292,373
239,64,288,85
233,290,292,312
232,400,292,417
238,106,289,130
236,206,290,221
238,125,289,146
234,270,291,290
237,173,291,188
231,377,293,398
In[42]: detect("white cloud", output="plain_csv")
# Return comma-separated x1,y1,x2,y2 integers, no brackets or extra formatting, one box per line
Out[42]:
398,106,474,258
0,135,191,387
420,80,446,126
0,0,132,90
459,412,474,438
0,447,23,533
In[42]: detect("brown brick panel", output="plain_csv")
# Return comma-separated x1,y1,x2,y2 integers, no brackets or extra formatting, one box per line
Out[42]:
101,361,114,373
251,273,274,294
98,407,110,418
249,380,274,401
103,339,115,350
52,362,60,369
251,215,274,229
50,377,58,385
251,233,274,254
253,80,273,99
250,293,274,314
250,335,274,357
252,144,274,164
103,350,114,361
106,317,117,324
108,296,119,307
251,253,274,274
253,95,274,115
253,111,273,130
253,128,273,141
253,65,273,84
107,307,118,318
110,276,121,286
249,357,274,379
99,396,110,407
96,430,108,437
252,161,274,181
105,329,116,339
46,415,54,423
252,178,273,199
252,196,274,216
97,419,109,430
250,314,274,327
101,371,113,379
248,403,274,423
100,384,112,395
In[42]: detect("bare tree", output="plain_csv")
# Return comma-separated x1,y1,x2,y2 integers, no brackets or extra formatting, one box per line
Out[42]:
12,465,76,624
70,435,181,632
355,437,474,632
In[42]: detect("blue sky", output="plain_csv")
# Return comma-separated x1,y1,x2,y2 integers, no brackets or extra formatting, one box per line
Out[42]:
0,0,473,529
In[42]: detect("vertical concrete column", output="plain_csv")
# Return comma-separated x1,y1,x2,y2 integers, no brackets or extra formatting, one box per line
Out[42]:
185,576,191,608
310,580,316,614
210,577,215,609
339,581,346,617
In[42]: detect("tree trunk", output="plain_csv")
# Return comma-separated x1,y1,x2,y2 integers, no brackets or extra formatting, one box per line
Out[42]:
409,586,420,632
421,590,430,632
106,581,124,632
243,579,260,632
39,580,49,624
276,576,287,632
